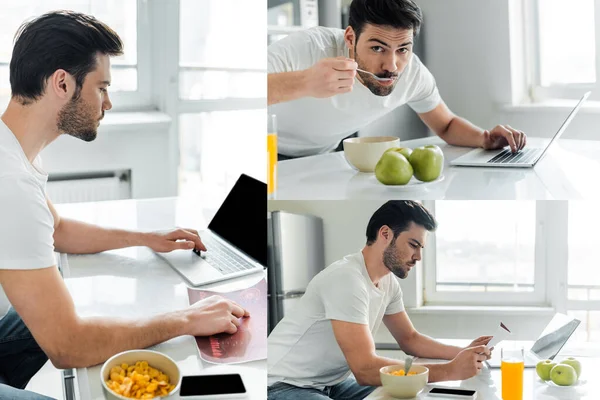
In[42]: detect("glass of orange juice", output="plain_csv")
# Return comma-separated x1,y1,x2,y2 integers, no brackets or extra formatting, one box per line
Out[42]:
267,114,277,198
501,347,524,400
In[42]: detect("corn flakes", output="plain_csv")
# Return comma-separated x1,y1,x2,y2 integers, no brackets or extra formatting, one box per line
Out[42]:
106,361,176,399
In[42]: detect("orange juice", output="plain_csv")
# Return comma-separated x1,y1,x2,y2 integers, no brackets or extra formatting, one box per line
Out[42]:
501,359,524,400
267,132,277,196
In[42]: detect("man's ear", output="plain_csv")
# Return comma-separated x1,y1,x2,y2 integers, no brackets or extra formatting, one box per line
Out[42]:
379,225,392,244
344,26,356,50
48,69,73,100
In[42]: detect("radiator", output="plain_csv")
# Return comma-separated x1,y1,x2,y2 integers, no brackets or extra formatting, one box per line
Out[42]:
46,171,132,204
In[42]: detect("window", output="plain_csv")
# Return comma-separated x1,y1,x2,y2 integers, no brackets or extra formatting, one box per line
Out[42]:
527,0,599,101
568,203,600,341
424,201,546,306
0,0,150,109
177,0,266,196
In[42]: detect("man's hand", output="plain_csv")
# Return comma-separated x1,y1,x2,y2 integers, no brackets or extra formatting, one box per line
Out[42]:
447,346,490,381
467,336,494,360
144,228,206,253
184,295,250,336
304,56,357,98
482,125,527,153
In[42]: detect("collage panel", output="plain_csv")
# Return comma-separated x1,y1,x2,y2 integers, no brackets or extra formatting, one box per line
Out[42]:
267,199,597,399
0,0,267,399
268,0,600,201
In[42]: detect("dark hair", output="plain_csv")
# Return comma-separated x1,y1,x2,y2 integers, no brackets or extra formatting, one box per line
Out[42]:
10,10,123,104
348,0,423,41
366,201,436,245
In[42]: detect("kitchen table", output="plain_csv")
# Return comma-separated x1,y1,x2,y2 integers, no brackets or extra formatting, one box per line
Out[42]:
54,196,267,400
276,137,600,200
370,340,598,400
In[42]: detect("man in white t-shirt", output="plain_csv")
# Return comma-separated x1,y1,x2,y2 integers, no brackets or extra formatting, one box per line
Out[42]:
268,0,527,159
267,201,493,400
0,12,247,400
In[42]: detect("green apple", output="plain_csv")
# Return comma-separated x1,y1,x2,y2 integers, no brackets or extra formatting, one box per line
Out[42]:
560,357,582,379
536,360,556,381
408,145,444,182
384,147,413,160
550,363,578,386
375,152,413,185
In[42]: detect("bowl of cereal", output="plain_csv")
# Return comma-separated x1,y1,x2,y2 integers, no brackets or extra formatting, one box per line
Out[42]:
101,350,181,399
380,364,428,399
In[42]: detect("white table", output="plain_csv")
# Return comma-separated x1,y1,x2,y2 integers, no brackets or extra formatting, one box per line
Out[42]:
54,197,266,400
370,340,598,400
276,137,600,200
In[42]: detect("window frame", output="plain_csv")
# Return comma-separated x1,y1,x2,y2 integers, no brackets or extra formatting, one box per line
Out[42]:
0,0,153,110
423,200,552,307
526,0,600,102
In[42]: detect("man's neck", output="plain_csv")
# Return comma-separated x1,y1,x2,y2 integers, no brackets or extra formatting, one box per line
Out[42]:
361,246,390,287
1,99,60,163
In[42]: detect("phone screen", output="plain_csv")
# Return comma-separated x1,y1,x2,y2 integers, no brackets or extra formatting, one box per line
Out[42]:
429,387,476,396
180,374,246,396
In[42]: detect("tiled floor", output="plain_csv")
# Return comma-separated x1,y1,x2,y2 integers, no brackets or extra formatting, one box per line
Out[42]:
25,361,64,399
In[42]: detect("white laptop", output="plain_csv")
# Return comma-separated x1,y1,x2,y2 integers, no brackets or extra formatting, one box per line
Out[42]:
486,313,580,368
451,92,590,168
156,174,266,287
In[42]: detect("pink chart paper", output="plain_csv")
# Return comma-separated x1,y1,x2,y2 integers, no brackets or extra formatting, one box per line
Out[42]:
187,279,267,364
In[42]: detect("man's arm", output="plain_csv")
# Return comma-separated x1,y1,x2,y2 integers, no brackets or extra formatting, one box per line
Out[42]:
418,102,527,153
47,199,206,254
0,266,247,369
268,57,357,106
331,319,487,386
383,312,463,360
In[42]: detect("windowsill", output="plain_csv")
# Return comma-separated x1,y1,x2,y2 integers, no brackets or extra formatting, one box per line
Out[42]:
406,305,555,316
99,111,172,134
500,100,600,114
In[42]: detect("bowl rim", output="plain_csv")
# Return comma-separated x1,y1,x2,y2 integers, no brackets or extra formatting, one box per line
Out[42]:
343,136,400,145
380,364,429,376
100,349,182,400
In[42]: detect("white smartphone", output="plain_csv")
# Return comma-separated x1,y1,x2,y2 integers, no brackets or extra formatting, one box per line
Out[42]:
178,374,248,399
427,387,477,399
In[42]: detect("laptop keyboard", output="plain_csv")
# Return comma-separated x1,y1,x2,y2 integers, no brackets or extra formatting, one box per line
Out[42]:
201,236,255,275
487,148,541,164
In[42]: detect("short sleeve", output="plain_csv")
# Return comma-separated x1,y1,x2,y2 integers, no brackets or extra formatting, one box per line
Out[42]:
268,29,322,73
0,175,56,270
385,276,406,315
320,269,369,325
406,55,442,114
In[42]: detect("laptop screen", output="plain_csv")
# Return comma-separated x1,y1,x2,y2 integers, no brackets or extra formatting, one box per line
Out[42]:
208,174,267,266
530,314,580,360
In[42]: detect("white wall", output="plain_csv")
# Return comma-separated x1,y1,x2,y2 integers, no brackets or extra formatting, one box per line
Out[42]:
417,0,600,140
267,200,552,343
42,115,174,200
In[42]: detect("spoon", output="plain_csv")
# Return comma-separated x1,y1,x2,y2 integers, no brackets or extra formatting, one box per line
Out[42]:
356,68,395,82
404,356,414,375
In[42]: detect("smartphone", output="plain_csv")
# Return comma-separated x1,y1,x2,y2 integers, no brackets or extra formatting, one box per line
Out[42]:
179,374,247,399
428,387,477,399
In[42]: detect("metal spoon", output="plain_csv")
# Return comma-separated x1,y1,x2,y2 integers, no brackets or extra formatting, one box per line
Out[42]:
404,356,414,375
356,68,395,82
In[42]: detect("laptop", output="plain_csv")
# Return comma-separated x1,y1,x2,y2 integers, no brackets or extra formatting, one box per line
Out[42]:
451,91,590,168
486,313,580,368
157,173,266,287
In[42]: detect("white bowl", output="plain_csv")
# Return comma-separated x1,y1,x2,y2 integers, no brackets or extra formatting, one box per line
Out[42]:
380,364,429,399
343,136,400,172
101,350,182,400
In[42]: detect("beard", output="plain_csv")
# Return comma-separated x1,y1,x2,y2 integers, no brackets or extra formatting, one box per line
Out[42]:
383,240,413,279
354,44,401,97
57,95,102,142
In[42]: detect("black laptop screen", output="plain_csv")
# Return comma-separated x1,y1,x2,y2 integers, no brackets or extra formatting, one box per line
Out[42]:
208,174,266,266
